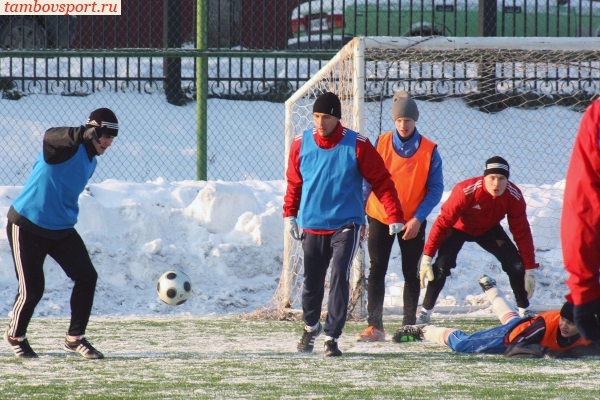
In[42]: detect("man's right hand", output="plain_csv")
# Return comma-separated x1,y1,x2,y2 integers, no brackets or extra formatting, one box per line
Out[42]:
284,216,301,241
574,297,600,342
419,255,434,289
83,127,101,144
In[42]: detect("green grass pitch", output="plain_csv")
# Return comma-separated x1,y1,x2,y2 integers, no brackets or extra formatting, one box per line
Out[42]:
0,316,598,399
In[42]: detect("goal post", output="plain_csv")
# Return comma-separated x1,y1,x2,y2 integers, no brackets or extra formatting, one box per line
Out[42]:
253,36,600,321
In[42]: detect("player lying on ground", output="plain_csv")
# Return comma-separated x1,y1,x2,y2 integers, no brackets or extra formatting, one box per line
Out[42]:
393,276,600,358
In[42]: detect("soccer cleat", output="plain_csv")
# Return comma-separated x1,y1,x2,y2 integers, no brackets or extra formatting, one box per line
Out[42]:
355,326,386,342
64,337,104,359
519,308,537,319
392,325,426,343
297,322,323,353
415,310,431,324
4,330,38,358
324,339,342,357
478,275,497,292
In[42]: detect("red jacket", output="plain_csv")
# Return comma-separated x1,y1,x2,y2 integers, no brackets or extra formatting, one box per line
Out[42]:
283,122,404,233
562,99,600,305
424,176,537,270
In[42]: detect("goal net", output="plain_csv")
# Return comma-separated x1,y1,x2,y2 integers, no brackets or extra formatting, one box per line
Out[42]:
249,36,600,321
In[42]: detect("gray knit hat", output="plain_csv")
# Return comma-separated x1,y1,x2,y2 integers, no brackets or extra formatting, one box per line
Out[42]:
391,91,419,122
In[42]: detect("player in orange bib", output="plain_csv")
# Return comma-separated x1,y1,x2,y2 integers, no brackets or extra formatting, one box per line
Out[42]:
393,275,599,358
357,91,443,342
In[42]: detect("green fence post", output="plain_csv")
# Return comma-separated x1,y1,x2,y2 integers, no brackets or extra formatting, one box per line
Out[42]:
196,0,208,181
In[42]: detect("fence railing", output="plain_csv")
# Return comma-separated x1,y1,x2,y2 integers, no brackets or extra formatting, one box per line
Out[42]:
1,44,597,185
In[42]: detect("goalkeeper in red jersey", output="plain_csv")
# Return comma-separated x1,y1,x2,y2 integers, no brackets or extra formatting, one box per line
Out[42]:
415,156,538,324
393,275,600,358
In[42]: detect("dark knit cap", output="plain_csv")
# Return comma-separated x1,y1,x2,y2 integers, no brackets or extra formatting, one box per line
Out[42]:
313,92,341,119
484,156,510,179
391,91,419,122
86,108,119,136
560,302,575,322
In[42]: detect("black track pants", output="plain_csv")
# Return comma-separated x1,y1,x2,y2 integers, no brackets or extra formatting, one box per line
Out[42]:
366,217,427,328
6,222,98,338
301,223,361,338
422,225,529,310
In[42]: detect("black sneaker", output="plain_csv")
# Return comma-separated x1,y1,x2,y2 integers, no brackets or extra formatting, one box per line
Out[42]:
297,322,323,353
478,275,497,292
64,337,104,359
324,339,342,357
4,330,38,358
392,325,426,343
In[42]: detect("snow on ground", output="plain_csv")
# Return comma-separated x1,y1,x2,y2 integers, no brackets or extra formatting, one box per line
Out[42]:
0,93,584,319
0,174,573,318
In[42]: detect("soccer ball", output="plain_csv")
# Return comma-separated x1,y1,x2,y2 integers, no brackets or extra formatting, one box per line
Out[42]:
157,270,192,306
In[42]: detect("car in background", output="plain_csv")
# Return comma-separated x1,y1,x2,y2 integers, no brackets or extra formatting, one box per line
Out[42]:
0,16,77,49
288,0,600,49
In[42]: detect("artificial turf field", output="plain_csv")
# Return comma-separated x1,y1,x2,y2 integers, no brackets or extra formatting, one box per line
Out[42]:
1,316,598,399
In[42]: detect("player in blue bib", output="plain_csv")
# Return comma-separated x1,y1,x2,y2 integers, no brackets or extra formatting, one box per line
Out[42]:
4,108,119,360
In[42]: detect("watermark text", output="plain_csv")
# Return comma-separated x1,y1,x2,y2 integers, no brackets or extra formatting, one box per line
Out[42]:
2,0,121,15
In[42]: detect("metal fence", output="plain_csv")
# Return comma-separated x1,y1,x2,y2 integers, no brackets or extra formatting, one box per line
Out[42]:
1,48,596,186
1,1,599,184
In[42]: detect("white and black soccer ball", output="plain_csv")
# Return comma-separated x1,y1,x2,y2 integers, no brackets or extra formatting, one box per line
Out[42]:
157,270,192,306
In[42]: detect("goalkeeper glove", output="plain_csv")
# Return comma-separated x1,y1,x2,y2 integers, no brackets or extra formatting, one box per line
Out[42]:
574,297,600,342
83,127,101,144
284,216,301,241
389,222,404,235
419,255,434,289
524,269,536,299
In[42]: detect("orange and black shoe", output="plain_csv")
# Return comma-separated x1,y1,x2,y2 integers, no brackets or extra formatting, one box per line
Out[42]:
355,326,386,342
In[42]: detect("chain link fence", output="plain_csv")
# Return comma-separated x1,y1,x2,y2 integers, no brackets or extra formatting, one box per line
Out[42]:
1,0,599,185
1,44,597,185
0,52,334,185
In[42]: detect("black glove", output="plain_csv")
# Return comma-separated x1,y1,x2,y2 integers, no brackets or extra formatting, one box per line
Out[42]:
83,127,101,144
574,297,600,342
504,343,547,358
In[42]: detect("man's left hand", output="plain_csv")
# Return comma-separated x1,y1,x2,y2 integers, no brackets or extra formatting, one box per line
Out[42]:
524,269,536,299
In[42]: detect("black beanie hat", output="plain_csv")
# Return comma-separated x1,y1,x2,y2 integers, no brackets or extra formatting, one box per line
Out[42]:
484,156,510,179
560,302,575,322
313,92,341,119
86,108,119,136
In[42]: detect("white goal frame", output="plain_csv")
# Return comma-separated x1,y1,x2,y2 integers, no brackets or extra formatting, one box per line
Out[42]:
277,36,600,319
